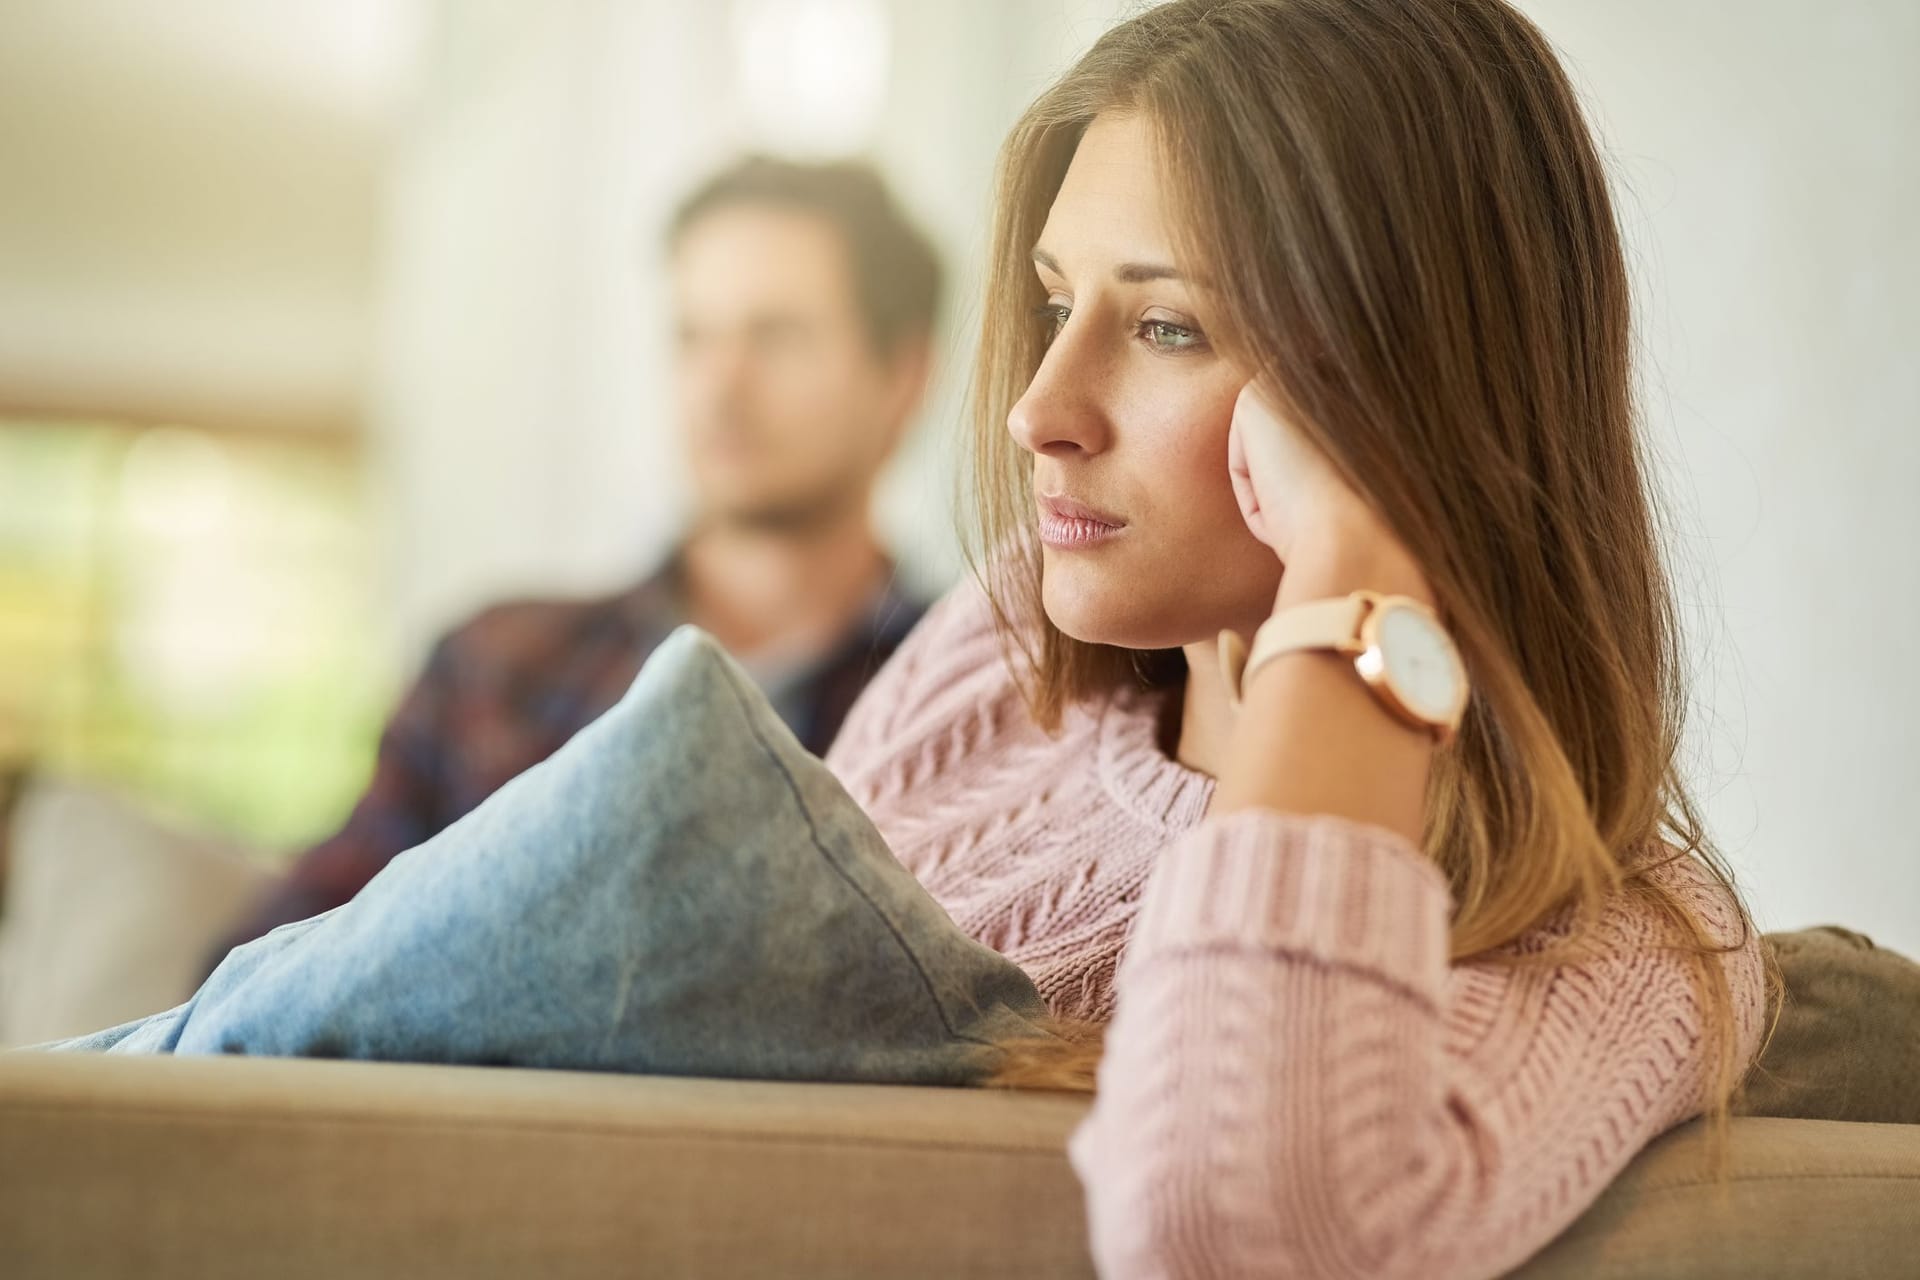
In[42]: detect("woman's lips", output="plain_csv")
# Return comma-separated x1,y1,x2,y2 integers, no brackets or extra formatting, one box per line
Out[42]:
1038,493,1127,549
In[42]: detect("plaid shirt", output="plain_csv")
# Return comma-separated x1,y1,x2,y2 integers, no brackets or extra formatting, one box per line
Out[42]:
202,551,927,980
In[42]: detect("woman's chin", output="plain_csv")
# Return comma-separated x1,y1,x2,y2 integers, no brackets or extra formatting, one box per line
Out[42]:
1040,553,1279,652
1041,570,1176,650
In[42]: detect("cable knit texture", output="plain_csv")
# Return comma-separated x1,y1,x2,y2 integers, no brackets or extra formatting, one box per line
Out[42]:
824,578,1768,1280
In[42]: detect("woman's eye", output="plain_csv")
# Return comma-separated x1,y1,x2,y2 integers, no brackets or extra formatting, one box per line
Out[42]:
1030,304,1204,353
1141,319,1205,352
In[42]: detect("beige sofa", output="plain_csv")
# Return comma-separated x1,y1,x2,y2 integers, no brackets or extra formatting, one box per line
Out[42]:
3,776,1917,1278
1,1052,1915,1279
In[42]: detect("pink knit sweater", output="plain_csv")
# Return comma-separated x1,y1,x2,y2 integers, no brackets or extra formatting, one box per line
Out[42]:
825,579,1768,1280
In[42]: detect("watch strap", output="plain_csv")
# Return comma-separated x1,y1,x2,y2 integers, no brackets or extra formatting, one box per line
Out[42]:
1220,591,1380,709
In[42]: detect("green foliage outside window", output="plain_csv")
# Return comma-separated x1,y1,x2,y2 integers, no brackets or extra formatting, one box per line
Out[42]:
0,419,389,855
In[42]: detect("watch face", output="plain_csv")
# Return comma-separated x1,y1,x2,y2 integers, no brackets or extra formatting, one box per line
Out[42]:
1376,604,1464,722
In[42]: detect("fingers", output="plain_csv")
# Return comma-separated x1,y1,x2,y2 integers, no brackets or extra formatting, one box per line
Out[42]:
1227,410,1274,548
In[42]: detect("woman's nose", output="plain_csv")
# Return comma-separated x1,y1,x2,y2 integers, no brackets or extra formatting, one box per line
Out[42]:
1007,332,1114,458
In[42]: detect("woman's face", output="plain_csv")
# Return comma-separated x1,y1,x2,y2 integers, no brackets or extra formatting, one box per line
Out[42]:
1010,110,1283,652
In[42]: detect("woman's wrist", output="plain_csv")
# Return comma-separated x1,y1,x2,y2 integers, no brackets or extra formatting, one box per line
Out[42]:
1218,514,1437,837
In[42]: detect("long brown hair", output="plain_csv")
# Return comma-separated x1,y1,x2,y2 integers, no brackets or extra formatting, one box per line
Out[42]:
967,0,1779,1168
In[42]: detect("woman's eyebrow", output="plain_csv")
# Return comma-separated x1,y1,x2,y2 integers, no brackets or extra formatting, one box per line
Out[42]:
1031,246,1186,284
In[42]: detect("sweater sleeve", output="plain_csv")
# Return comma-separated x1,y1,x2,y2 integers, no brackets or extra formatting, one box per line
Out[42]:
1068,809,1766,1280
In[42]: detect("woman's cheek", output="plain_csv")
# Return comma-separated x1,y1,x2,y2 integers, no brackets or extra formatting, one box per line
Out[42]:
1159,399,1240,514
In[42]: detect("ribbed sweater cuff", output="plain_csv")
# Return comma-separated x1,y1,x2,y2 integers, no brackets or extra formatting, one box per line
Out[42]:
1128,810,1455,1008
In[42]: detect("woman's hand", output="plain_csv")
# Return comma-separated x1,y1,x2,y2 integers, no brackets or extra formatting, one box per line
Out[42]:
1227,379,1431,606
1227,379,1369,563
1216,379,1439,833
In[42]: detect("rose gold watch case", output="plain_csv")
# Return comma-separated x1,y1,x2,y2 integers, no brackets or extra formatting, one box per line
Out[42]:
1350,593,1470,744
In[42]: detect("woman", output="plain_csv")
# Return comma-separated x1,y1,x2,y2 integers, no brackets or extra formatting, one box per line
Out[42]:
15,1,1773,1273
824,0,1775,1274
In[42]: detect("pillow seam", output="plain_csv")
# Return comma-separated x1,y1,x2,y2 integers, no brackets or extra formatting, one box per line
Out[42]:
718,669,997,1051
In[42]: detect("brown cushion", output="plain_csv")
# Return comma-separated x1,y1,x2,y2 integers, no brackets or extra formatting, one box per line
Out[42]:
1737,926,1920,1124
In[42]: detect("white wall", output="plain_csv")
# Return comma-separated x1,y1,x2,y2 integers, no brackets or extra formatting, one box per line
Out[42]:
1517,0,1920,952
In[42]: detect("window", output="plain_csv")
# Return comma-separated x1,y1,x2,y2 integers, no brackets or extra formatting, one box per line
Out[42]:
0,419,388,853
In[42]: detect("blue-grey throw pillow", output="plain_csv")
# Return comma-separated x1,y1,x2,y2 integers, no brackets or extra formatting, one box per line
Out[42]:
15,627,1053,1085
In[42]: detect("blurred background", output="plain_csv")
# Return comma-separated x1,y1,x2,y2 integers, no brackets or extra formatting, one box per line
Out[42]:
0,0,1913,957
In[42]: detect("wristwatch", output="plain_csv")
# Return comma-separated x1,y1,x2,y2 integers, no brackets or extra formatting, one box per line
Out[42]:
1218,590,1469,742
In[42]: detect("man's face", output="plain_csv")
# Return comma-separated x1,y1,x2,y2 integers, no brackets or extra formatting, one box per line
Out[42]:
672,205,911,531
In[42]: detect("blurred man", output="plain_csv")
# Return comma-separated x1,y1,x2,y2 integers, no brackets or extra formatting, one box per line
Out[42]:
202,157,943,976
